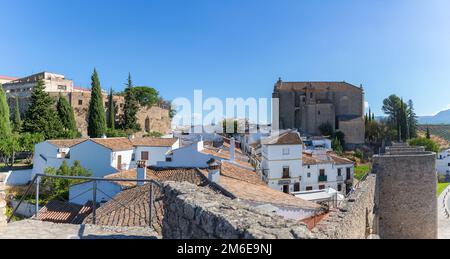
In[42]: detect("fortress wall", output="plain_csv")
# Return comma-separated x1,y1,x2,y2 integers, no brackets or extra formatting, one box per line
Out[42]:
312,174,377,239
373,152,437,239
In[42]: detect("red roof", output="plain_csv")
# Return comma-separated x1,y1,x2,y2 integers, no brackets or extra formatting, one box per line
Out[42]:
0,76,18,80
73,86,91,92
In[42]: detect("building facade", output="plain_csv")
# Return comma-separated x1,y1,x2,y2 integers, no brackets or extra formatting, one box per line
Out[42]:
272,79,365,148
2,71,171,136
260,131,354,195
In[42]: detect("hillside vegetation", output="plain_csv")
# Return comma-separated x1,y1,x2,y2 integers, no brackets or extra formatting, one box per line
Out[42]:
417,125,450,150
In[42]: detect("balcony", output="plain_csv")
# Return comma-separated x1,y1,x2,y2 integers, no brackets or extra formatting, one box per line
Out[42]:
318,175,328,182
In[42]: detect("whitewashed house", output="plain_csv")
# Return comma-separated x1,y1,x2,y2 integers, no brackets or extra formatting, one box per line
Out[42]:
131,137,180,166
260,130,354,195
260,131,304,194
24,139,87,182
156,141,213,168
437,149,450,177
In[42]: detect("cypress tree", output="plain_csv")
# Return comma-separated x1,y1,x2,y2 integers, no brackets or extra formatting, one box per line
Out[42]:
407,100,418,139
0,86,12,137
23,79,62,139
107,88,115,130
57,95,77,133
87,69,107,138
122,73,140,131
426,126,431,139
13,97,22,132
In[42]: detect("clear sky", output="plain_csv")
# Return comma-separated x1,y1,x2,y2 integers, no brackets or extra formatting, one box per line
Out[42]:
1,0,449,117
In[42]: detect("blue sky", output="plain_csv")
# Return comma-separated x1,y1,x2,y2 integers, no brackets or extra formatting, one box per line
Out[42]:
1,0,450,117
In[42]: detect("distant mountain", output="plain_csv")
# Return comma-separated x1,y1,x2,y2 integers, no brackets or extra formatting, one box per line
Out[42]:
418,109,450,125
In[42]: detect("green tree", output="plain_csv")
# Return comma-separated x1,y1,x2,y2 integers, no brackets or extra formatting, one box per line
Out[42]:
409,137,439,153
318,122,334,137
407,100,418,139
426,126,431,139
12,97,22,133
56,95,78,135
122,73,140,131
107,88,116,130
87,69,107,138
42,160,92,201
133,86,159,107
0,86,12,137
0,133,20,167
23,79,62,139
332,137,343,155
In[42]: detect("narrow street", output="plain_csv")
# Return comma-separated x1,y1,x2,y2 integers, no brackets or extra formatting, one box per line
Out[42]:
438,185,450,239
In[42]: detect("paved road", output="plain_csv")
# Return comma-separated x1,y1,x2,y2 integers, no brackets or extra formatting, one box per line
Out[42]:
438,185,450,239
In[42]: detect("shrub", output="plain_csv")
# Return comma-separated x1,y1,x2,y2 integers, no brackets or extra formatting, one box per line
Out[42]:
408,137,439,153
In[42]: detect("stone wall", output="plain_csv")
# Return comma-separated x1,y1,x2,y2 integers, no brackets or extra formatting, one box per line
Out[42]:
9,92,171,137
162,181,314,239
373,150,437,239
312,174,377,239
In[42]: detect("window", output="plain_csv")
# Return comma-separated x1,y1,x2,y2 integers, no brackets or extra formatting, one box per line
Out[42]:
319,169,325,176
282,167,290,179
318,110,321,115
310,92,313,98
346,168,351,180
57,85,67,90
306,186,313,191
319,185,326,190
141,151,149,160
307,165,311,169
78,100,83,105
282,185,289,194
166,157,172,162
337,169,342,176
307,173,311,178
337,184,342,192
282,148,290,155
294,183,300,192
448,163,450,167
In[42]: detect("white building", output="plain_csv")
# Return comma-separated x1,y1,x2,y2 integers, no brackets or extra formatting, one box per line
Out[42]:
22,137,179,183
0,75,18,85
260,131,354,195
2,72,75,97
437,149,450,178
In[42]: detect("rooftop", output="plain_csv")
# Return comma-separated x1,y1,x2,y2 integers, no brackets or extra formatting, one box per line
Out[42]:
262,131,303,145
275,81,363,92
47,139,87,148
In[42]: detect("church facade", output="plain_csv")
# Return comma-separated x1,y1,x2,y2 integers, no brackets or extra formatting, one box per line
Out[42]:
272,79,365,148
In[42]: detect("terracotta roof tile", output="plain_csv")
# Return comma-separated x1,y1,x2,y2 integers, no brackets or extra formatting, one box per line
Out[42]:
90,138,134,151
131,138,178,147
262,132,302,145
35,200,93,224
47,139,87,148
275,81,362,92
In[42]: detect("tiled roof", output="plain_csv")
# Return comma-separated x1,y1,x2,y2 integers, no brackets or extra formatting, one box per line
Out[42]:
302,154,329,166
131,138,178,147
105,167,208,188
0,75,18,80
90,138,134,151
199,161,321,210
262,131,302,145
327,153,354,165
47,139,87,148
82,183,164,233
200,145,253,168
35,200,93,224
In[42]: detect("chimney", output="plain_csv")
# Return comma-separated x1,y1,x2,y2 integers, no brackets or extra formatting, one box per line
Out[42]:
229,137,235,162
207,158,220,183
136,160,147,186
101,134,107,139
128,134,135,141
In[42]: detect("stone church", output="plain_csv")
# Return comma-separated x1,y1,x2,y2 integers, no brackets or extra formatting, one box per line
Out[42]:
272,79,365,148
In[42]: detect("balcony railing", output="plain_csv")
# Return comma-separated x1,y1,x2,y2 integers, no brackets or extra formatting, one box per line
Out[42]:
318,175,328,182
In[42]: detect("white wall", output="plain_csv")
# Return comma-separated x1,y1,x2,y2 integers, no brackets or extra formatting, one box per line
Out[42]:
111,149,134,171
134,146,172,166
69,181,122,206
69,141,118,178
437,156,450,176
4,169,33,186
157,143,212,168
32,142,64,177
